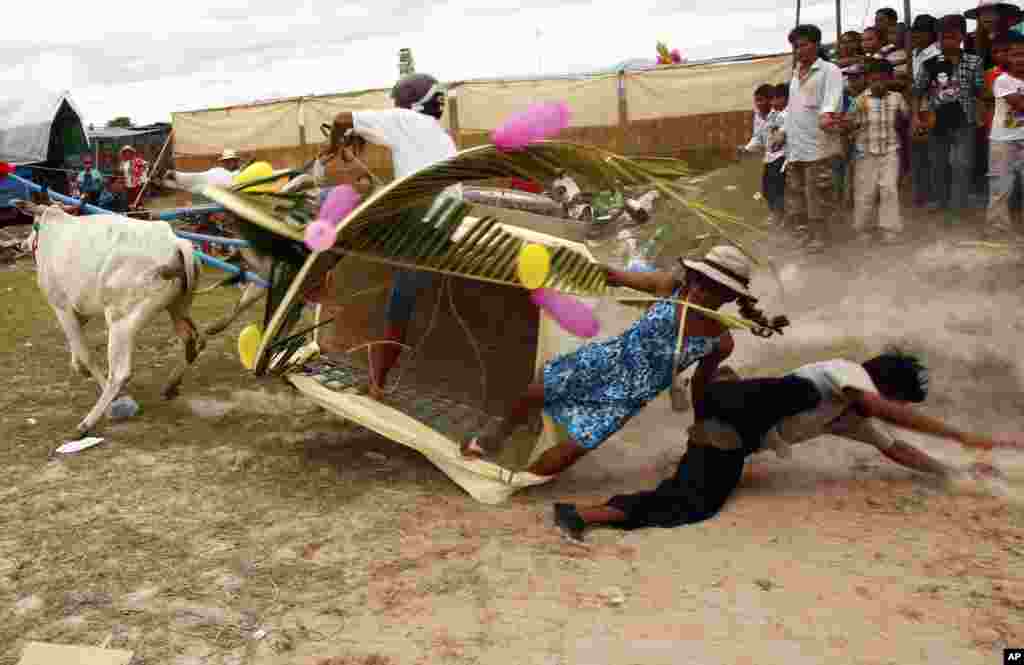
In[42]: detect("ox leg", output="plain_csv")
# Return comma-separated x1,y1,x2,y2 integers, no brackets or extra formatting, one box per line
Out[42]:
162,313,206,400
54,308,106,391
76,315,142,434
205,282,265,336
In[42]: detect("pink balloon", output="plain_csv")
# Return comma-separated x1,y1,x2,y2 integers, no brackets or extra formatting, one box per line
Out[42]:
319,184,361,226
530,288,600,338
493,101,571,151
304,219,336,252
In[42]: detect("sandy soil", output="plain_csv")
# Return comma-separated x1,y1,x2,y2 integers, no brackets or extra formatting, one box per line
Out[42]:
1,162,1022,665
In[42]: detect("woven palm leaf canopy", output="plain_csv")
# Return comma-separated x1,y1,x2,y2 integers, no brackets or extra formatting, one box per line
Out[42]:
200,139,763,503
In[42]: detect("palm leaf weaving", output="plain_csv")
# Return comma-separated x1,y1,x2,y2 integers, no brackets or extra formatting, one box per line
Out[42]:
202,140,758,292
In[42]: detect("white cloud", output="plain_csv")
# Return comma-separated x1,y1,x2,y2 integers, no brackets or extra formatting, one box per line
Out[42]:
1,0,984,126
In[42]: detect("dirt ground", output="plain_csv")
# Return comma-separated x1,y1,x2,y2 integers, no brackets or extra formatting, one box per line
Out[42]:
2,162,1023,665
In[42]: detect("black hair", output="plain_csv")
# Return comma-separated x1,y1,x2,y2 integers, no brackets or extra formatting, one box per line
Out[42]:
755,83,775,98
773,83,790,98
841,30,862,41
789,24,823,46
938,14,967,36
862,349,929,403
863,25,882,37
876,7,899,22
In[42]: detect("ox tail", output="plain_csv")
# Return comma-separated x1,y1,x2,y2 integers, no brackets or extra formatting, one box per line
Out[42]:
161,238,200,297
177,238,199,296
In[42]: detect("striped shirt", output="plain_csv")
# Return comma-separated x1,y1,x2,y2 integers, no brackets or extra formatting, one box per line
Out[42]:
852,91,907,155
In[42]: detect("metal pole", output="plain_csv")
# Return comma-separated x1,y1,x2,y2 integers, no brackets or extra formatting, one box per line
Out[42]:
836,0,842,43
796,0,802,27
904,0,913,57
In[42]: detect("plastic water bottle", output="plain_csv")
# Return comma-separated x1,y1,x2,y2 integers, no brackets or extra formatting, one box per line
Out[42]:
109,396,140,419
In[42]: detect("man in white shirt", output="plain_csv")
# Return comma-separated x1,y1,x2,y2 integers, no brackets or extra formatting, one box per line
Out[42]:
322,73,459,399
784,24,846,252
553,351,1021,542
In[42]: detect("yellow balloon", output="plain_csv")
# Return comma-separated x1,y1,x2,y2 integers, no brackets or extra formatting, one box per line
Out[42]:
238,324,262,370
233,161,277,192
517,243,551,289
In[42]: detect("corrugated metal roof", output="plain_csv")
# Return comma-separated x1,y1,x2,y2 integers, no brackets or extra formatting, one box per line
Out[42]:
88,125,168,140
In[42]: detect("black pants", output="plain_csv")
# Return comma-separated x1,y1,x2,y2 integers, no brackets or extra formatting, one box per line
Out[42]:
606,375,821,530
762,156,786,215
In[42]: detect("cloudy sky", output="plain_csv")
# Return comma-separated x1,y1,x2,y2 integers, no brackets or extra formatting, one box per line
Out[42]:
2,0,978,126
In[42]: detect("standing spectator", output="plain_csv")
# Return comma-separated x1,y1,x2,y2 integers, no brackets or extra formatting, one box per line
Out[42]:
965,2,1024,193
862,26,885,58
910,14,940,206
912,14,984,214
849,59,909,243
785,24,845,252
740,84,775,156
911,15,941,78
743,84,789,222
876,7,901,43
119,145,148,210
839,64,867,209
838,30,864,69
986,31,1024,238
965,0,1023,66
75,155,109,208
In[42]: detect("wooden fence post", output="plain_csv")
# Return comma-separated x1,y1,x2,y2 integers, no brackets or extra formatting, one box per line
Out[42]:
448,85,462,150
617,70,629,154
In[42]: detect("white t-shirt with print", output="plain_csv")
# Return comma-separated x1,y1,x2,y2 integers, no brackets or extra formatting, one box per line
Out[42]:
991,72,1024,143
760,358,897,457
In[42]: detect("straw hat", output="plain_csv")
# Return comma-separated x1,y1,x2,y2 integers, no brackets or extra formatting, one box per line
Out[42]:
682,245,753,297
219,148,240,162
964,0,1023,22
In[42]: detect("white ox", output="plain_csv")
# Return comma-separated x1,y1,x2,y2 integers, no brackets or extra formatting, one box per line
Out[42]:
15,200,205,434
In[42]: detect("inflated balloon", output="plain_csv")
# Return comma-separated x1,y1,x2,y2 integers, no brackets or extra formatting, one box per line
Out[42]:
238,324,262,369
304,219,336,252
0,161,13,177
318,184,361,226
233,161,277,192
493,102,571,151
530,288,600,339
516,243,551,289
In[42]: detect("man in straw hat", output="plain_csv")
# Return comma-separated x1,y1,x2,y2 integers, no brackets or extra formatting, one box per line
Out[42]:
118,145,148,210
554,351,1022,543
461,246,789,478
965,0,1024,64
320,72,460,400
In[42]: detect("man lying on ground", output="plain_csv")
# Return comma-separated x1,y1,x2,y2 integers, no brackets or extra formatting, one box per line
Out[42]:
554,351,1021,543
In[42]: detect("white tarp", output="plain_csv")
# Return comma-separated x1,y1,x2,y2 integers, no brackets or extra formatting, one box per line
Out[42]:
0,90,90,165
